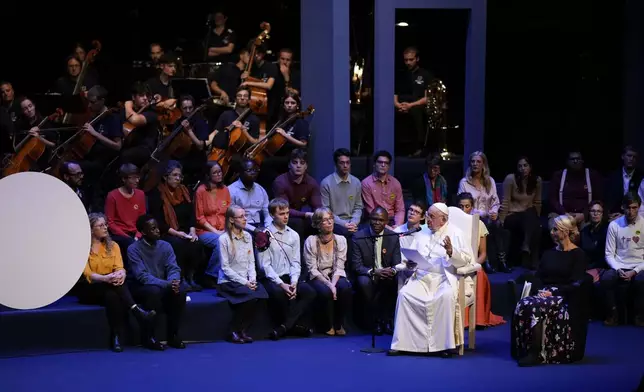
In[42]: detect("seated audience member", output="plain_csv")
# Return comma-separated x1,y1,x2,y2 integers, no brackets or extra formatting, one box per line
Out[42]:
457,151,509,272
303,207,352,335
60,161,97,213
147,161,203,291
105,163,146,264
512,214,588,366
259,198,316,340
195,161,231,284
127,215,187,351
548,150,603,225
352,207,401,335
228,158,271,232
273,149,321,241
411,154,448,208
605,146,643,219
601,192,644,326
580,200,609,283
78,213,156,352
499,156,542,270
456,193,505,328
217,205,269,344
388,203,474,358
361,150,405,228
320,148,363,237
394,200,427,291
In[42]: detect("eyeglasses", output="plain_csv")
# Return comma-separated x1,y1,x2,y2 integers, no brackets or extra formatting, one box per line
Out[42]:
408,208,423,215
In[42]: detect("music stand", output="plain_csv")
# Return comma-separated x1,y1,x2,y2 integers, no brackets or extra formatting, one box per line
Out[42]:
171,78,212,104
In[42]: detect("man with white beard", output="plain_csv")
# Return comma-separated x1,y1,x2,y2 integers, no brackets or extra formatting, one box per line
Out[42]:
388,202,474,358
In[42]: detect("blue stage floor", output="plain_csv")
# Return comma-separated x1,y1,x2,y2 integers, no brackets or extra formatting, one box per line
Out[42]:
0,323,641,392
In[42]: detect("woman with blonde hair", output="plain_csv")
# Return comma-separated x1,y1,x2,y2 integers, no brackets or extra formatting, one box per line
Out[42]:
303,207,352,335
78,213,156,352
458,151,510,272
216,204,268,344
511,214,588,366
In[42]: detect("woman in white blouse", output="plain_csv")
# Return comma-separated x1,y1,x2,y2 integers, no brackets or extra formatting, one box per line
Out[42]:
458,151,511,272
304,207,352,335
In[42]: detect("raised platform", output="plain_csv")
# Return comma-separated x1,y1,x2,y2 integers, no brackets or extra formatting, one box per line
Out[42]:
0,268,525,357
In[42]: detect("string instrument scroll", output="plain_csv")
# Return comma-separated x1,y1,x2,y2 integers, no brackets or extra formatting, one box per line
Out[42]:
62,40,102,125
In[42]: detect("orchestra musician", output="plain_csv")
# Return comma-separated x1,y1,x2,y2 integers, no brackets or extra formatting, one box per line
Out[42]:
10,97,58,170
276,48,301,97
1,81,19,122
207,86,261,150
145,53,178,102
240,44,278,123
55,55,98,96
273,91,310,155
209,47,250,106
120,82,161,168
170,95,210,185
73,43,100,84
205,10,236,65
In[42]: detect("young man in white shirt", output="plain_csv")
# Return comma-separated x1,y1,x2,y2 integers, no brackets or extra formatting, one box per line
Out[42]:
259,198,316,340
601,192,644,326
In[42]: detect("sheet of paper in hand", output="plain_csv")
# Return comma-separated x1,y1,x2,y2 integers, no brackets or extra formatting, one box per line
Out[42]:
401,248,431,270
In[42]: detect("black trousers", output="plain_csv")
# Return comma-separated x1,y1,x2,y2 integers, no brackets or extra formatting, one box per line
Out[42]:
600,269,644,318
355,275,397,325
131,284,186,338
504,207,542,268
162,234,203,278
231,300,259,333
77,281,136,335
263,275,316,329
484,219,510,269
395,105,426,154
310,277,352,330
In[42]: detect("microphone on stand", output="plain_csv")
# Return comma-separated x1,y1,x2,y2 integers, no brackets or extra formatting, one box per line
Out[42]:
399,226,422,237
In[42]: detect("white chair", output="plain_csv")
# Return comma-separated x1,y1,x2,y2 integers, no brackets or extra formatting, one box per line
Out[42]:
447,206,482,355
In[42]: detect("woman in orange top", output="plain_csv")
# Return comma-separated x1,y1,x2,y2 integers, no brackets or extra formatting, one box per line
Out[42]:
77,213,156,352
195,161,231,281
457,193,506,328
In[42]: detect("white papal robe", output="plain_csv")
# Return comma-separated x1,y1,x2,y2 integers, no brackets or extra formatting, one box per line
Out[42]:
390,222,474,352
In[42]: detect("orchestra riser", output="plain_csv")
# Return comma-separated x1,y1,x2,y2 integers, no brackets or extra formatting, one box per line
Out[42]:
0,269,523,357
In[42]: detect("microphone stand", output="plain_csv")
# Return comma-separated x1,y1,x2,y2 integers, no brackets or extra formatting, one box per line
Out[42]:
356,228,421,354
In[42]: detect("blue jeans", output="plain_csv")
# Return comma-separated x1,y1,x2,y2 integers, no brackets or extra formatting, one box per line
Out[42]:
199,232,221,278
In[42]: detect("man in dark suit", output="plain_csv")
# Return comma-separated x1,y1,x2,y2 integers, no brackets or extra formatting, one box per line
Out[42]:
606,146,643,218
351,207,401,335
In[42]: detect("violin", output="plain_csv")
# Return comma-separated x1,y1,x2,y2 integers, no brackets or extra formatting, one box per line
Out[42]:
207,107,253,179
139,103,208,192
2,109,64,177
62,40,102,125
244,105,315,166
48,106,119,178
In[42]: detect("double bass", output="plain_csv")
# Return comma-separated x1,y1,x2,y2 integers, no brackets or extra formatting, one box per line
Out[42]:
139,103,208,192
2,109,64,177
62,40,102,125
244,105,315,167
206,107,253,179
242,22,271,135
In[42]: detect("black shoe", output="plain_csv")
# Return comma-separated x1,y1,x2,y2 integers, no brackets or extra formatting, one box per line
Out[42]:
143,337,165,351
227,332,245,344
167,335,186,349
440,351,453,359
240,331,254,343
190,280,203,292
374,323,383,336
290,325,313,337
269,325,287,341
110,334,123,353
483,261,496,274
498,262,512,273
387,349,402,356
131,305,156,323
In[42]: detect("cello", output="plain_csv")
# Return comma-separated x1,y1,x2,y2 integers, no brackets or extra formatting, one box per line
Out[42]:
242,22,271,135
206,107,253,179
2,109,64,177
47,106,119,178
139,103,208,192
62,40,102,125
244,105,315,167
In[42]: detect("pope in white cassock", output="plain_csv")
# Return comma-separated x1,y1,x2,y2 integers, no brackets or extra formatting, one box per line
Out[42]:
389,203,475,357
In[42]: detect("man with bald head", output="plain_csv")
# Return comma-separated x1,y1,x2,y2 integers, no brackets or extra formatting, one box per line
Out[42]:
351,207,401,335
389,203,475,357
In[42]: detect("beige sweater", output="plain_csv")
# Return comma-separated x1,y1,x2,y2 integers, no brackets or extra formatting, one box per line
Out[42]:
499,174,542,222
